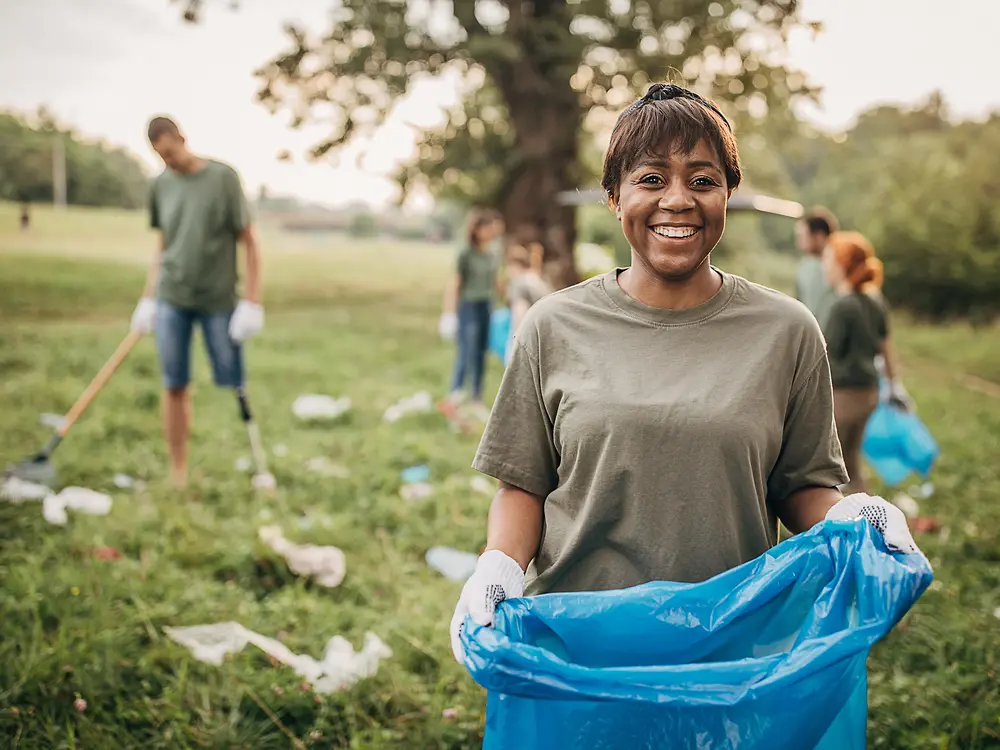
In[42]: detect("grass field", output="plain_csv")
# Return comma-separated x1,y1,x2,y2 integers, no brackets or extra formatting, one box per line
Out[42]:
1,202,998,749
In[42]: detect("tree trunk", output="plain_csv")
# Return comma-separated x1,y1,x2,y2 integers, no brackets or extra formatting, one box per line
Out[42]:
491,28,582,290
496,126,580,290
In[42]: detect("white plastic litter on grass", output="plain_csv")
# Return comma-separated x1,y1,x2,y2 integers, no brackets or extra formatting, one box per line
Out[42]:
891,493,920,520
112,473,134,489
426,546,479,582
258,525,346,587
163,622,391,694
292,394,352,422
305,457,350,478
382,391,433,423
400,482,434,502
42,487,112,526
39,413,67,430
0,477,51,502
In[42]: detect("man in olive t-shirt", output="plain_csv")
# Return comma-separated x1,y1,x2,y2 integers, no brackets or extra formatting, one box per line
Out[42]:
473,269,848,594
128,116,265,488
794,209,840,329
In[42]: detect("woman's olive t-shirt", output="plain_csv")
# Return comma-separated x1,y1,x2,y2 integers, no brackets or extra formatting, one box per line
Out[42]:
473,269,847,595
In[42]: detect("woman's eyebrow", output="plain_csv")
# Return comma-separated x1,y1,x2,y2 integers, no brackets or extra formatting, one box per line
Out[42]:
632,157,723,172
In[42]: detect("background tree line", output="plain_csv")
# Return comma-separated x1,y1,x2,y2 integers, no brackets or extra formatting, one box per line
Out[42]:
175,0,995,321
0,109,149,210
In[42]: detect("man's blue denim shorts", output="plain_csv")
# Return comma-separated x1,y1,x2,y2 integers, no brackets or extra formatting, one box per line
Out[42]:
154,301,244,390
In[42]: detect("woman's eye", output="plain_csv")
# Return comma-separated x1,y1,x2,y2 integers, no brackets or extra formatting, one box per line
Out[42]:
692,176,718,188
639,174,663,186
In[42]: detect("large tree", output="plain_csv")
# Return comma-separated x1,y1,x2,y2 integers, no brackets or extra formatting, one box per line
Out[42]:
179,0,815,286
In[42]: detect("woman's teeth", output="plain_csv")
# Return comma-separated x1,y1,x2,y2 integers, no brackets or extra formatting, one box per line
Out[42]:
651,226,698,239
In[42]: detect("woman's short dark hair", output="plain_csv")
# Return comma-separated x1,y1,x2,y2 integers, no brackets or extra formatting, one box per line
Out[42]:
601,84,741,203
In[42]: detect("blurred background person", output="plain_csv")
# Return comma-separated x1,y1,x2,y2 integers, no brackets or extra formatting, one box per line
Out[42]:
438,207,504,420
503,243,552,365
129,116,264,488
795,208,839,328
822,230,907,494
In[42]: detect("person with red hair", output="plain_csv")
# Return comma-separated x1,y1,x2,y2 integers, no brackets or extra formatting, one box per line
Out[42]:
822,231,907,493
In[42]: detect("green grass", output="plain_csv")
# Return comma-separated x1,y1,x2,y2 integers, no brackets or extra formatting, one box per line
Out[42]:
1,203,999,748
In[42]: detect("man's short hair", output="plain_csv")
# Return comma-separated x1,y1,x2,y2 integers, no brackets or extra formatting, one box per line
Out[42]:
147,116,181,143
802,208,838,237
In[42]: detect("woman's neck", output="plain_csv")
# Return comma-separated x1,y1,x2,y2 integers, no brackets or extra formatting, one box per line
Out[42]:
619,259,722,310
835,280,855,295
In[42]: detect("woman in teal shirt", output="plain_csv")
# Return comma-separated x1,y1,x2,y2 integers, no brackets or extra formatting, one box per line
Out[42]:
439,208,504,415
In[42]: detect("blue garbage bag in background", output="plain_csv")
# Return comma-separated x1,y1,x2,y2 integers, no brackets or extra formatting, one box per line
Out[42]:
862,402,939,487
462,520,932,750
488,307,511,365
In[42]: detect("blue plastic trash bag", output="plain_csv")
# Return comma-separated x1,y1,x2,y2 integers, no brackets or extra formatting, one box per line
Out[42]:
862,402,939,487
489,308,511,365
462,520,932,750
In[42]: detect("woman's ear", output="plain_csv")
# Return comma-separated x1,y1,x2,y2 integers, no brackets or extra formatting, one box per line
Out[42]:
608,195,622,221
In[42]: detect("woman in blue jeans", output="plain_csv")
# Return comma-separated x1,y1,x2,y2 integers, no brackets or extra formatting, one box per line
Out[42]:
439,207,504,419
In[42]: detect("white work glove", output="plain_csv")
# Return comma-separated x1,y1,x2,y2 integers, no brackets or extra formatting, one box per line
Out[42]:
130,297,157,334
450,549,525,664
229,300,264,343
826,492,920,554
887,380,914,412
438,312,458,341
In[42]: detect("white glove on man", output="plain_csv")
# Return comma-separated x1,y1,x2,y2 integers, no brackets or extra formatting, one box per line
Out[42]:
825,492,920,554
438,312,458,342
450,549,525,664
130,297,157,334
229,300,265,343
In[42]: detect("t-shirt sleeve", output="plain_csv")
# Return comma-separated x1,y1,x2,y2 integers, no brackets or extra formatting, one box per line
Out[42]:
226,168,251,234
822,299,851,357
767,353,849,504
472,329,560,498
455,246,469,280
148,181,160,230
875,294,890,338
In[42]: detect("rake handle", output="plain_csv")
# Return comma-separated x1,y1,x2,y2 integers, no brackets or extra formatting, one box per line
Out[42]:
57,330,144,437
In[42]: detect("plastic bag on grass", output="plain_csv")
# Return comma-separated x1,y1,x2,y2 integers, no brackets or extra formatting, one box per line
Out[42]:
461,520,932,750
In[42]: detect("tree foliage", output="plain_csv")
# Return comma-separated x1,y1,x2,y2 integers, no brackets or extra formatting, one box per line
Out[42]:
178,0,817,286
758,93,1000,321
0,110,149,209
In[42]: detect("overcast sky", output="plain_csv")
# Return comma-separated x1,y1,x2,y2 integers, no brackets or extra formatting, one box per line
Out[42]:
1,0,997,208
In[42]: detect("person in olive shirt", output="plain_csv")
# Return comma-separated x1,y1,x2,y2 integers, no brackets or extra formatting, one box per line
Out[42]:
448,83,921,663
795,208,840,328
502,244,552,365
129,116,264,488
439,207,504,417
822,231,907,494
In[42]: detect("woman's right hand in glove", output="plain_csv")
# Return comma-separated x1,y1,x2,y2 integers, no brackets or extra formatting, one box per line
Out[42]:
450,549,525,664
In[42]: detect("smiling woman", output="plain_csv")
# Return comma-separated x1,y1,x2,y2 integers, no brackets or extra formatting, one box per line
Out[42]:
449,82,921,665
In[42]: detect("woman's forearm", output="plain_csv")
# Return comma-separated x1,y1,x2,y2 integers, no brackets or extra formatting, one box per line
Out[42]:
443,274,461,314
486,481,544,572
881,338,900,383
776,485,842,534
